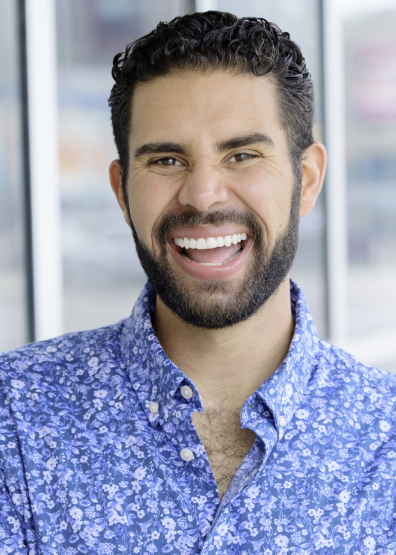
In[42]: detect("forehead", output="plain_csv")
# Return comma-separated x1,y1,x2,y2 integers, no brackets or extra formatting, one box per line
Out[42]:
129,71,284,149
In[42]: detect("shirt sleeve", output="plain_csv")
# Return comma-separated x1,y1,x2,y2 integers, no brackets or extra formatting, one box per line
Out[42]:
0,373,31,555
0,468,28,554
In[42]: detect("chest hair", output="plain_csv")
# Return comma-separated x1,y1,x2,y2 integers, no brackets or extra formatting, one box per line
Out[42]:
192,408,256,499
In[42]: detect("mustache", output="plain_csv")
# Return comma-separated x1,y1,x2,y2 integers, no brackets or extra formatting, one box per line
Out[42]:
154,209,263,243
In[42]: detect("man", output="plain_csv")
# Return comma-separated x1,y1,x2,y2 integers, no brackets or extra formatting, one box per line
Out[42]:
1,11,395,554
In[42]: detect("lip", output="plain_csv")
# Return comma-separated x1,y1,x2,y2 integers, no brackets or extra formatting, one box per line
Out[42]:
168,233,254,280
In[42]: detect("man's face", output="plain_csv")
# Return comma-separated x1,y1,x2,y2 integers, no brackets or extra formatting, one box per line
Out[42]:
122,71,300,328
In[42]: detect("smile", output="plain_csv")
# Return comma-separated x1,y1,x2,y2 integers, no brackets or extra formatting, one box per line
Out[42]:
169,228,253,280
174,233,247,265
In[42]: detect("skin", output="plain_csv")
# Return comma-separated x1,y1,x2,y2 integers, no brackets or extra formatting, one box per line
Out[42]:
109,70,326,498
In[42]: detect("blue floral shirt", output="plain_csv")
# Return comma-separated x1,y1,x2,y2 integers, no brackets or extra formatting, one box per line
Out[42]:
1,281,396,555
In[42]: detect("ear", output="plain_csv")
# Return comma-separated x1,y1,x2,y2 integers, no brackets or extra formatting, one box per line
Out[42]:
109,160,131,227
300,142,327,217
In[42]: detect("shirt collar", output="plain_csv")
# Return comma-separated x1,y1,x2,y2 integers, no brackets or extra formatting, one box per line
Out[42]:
241,280,320,445
120,280,319,433
120,284,203,426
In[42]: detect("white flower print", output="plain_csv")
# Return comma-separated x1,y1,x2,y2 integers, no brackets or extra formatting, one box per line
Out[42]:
69,507,83,520
134,466,146,481
285,383,293,399
93,399,103,410
94,389,108,399
46,457,58,470
275,535,289,547
379,420,391,432
339,490,350,503
11,379,25,389
295,409,309,419
363,537,376,553
161,516,176,530
12,493,22,506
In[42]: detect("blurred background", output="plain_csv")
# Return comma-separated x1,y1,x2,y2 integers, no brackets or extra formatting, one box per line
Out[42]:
1,0,395,373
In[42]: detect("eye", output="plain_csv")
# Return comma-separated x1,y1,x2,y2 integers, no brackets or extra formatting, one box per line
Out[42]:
150,156,182,166
227,153,256,163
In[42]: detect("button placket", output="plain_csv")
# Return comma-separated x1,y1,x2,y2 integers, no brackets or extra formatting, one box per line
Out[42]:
149,401,159,414
180,448,194,461
181,385,193,399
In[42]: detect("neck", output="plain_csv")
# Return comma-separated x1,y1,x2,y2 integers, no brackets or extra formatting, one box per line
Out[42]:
151,277,294,411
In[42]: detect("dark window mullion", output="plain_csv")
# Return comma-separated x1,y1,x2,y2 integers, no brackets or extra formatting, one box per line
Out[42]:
17,0,35,344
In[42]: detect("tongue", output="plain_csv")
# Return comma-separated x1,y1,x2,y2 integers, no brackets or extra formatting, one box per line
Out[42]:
187,244,241,264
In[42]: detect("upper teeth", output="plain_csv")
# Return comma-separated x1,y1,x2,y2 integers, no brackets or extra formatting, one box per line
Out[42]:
174,233,247,249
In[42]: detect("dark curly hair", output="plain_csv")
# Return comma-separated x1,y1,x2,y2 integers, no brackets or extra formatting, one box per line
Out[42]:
109,11,314,196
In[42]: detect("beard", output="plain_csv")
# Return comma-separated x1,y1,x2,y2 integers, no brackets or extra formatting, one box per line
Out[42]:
129,181,301,329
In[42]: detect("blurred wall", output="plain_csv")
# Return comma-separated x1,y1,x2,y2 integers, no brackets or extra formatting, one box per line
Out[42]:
0,0,29,350
56,0,194,333
345,11,396,338
0,0,395,373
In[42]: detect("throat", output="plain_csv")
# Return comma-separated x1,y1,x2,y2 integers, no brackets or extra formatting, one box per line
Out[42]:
192,408,256,499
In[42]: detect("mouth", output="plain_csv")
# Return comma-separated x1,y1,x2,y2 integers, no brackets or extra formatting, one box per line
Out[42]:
168,228,253,280
174,232,247,265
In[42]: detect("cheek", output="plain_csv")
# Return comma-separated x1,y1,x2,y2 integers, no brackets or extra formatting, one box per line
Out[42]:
128,172,178,247
229,168,293,240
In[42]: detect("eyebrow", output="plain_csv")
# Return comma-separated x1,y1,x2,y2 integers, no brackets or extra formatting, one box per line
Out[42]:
216,133,275,152
134,133,275,158
134,142,188,158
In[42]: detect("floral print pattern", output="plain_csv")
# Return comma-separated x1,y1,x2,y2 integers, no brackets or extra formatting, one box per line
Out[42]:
0,280,396,554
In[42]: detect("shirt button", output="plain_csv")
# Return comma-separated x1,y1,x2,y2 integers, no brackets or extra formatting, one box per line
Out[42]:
279,415,286,427
180,448,194,461
180,385,193,399
149,401,159,414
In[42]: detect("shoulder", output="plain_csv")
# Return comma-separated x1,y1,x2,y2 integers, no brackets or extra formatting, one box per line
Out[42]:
0,320,126,392
311,339,396,421
315,339,396,388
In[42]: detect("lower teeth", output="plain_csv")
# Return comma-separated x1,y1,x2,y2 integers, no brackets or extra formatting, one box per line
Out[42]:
181,248,242,265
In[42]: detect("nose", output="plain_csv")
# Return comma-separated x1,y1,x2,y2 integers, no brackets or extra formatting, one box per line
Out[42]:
178,161,229,213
